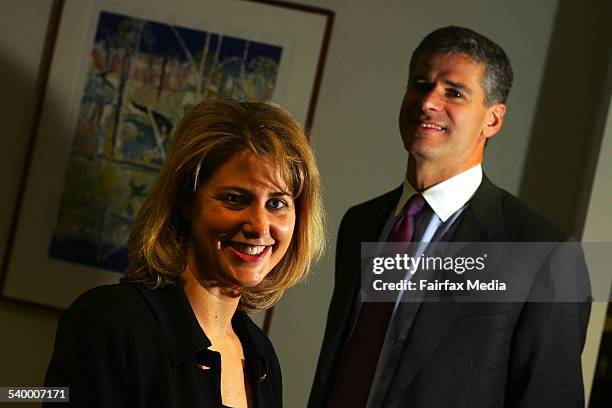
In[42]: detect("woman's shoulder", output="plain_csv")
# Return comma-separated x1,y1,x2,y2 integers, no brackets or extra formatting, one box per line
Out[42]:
45,283,177,402
71,281,138,304
69,282,145,313
63,282,166,333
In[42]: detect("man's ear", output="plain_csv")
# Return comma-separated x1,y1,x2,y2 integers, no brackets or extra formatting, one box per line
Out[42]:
483,103,506,139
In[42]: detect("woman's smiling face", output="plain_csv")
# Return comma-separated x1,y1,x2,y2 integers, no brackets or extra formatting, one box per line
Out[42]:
187,151,295,289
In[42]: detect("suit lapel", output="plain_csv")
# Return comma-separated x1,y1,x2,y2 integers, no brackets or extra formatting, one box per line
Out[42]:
313,186,402,404
383,176,507,404
339,186,403,341
450,175,505,243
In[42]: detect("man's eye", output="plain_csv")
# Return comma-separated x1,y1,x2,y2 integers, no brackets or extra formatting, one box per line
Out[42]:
267,198,287,210
447,89,463,98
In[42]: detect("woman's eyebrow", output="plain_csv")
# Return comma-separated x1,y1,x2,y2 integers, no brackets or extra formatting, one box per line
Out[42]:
270,191,293,198
216,186,292,197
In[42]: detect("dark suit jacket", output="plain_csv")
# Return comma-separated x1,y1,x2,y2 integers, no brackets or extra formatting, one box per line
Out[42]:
309,176,591,408
44,282,282,408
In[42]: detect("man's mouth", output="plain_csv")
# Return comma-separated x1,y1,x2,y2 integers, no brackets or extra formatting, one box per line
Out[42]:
413,116,447,131
419,122,445,131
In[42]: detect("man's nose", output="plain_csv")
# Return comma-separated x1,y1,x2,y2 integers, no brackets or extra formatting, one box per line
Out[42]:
243,206,270,238
420,88,442,112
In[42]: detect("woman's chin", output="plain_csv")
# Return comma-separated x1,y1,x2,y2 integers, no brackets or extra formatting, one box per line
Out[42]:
234,274,266,289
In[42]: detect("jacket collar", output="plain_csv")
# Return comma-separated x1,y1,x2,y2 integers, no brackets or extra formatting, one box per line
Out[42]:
450,174,506,242
134,283,268,371
232,311,270,383
135,282,208,365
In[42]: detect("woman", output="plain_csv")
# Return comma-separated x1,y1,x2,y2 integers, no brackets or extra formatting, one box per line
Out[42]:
44,99,325,407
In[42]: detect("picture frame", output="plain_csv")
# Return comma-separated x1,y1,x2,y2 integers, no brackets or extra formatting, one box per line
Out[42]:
1,0,334,313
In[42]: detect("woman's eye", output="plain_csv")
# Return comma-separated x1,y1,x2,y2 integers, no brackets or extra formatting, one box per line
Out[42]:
223,194,242,204
267,198,287,210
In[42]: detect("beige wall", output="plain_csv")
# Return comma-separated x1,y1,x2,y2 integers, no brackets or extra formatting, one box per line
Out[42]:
0,1,609,407
519,0,612,237
581,56,612,400
0,1,59,403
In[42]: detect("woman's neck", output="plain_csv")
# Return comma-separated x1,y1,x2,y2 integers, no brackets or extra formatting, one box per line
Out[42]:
181,264,241,344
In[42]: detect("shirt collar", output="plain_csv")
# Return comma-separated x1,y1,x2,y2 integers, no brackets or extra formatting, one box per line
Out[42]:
395,164,483,222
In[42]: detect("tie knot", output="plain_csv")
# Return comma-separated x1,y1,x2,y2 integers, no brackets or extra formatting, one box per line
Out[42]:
405,194,425,217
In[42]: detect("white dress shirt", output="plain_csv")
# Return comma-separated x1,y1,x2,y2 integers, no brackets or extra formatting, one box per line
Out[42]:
394,163,483,221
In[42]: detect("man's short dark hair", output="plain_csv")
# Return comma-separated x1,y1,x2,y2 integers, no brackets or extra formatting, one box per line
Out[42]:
410,26,513,106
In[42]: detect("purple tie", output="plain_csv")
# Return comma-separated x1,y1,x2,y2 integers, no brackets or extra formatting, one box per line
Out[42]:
388,194,426,242
326,194,426,408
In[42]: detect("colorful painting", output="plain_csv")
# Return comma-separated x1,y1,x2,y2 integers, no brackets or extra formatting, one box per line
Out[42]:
49,11,283,272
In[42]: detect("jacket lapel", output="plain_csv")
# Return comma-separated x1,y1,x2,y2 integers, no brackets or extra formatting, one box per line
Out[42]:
313,187,402,404
450,175,505,243
334,186,403,344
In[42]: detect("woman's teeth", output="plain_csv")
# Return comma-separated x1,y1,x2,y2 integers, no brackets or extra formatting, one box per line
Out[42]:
232,243,267,255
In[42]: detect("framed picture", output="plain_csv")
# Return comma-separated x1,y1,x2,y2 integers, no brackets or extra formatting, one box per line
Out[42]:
1,0,334,310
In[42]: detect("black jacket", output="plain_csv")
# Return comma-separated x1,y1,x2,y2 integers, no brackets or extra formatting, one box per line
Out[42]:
310,176,591,408
44,282,282,407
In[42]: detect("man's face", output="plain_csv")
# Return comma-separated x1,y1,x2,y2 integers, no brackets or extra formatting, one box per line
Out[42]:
399,52,505,174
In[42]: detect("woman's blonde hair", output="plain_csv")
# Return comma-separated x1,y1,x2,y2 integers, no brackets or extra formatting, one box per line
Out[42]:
123,99,325,312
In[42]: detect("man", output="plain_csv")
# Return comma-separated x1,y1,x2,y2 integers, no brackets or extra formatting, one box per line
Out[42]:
309,26,591,408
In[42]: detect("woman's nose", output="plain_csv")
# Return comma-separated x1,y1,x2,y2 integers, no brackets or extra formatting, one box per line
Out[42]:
242,206,270,238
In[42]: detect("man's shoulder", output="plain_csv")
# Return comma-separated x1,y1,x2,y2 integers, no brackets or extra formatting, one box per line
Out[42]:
488,182,569,242
343,186,402,221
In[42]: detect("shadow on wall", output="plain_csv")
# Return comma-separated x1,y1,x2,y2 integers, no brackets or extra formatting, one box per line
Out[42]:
0,1,66,404
519,0,612,238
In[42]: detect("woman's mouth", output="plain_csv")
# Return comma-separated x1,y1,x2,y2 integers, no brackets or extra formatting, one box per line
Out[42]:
226,242,272,261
